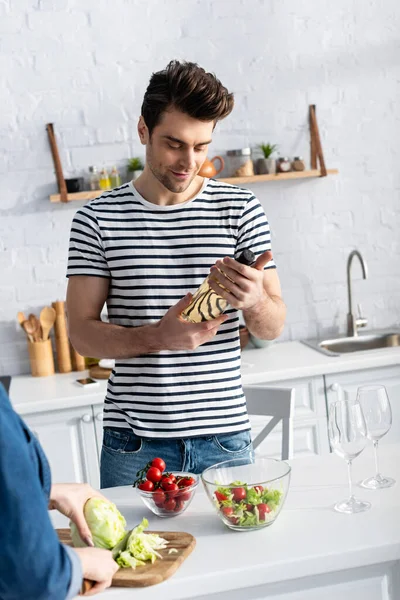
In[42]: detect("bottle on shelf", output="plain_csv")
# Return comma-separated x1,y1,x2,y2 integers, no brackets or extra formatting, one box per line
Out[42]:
99,168,111,190
109,166,121,188
88,166,100,191
181,249,256,323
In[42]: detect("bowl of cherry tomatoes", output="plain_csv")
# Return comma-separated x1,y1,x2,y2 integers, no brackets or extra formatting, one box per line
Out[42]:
133,457,199,518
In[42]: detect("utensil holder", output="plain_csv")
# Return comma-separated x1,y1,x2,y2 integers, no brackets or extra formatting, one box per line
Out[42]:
28,339,55,377
70,343,86,371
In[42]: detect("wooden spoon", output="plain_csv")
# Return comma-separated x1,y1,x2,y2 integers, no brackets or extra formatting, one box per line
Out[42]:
22,320,35,343
28,313,42,342
17,311,26,326
40,306,56,341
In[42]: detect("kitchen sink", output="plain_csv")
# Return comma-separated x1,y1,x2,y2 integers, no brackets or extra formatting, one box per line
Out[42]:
301,332,400,357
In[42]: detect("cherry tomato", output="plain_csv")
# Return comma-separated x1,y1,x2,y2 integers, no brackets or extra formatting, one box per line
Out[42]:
178,476,195,488
232,487,246,502
163,498,176,511
169,474,176,483
221,506,234,517
146,467,162,483
153,490,166,506
246,504,254,512
161,474,174,485
161,475,174,490
150,457,166,472
257,503,271,521
173,499,184,512
254,485,264,494
177,489,192,502
215,491,228,503
138,480,154,492
229,516,239,525
162,481,179,496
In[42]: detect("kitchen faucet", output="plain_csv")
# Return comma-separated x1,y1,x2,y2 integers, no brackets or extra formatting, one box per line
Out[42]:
346,250,368,337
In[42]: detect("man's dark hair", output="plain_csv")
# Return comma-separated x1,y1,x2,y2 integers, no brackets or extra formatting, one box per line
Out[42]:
141,60,234,135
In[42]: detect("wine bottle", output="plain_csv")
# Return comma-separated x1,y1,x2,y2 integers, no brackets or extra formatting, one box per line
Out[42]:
181,249,256,323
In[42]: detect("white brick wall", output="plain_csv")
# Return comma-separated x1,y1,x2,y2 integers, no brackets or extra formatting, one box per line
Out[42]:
1,0,400,375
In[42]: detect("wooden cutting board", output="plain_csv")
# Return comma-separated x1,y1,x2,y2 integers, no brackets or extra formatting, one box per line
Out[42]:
57,529,196,588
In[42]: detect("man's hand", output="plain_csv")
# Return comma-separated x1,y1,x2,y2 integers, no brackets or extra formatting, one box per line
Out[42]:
49,483,109,547
155,293,228,351
207,251,273,311
74,547,119,596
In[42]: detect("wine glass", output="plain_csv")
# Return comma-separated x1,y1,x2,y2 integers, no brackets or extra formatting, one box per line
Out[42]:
356,384,395,489
328,399,371,514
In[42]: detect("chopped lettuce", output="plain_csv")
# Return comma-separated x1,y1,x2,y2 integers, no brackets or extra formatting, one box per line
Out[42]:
214,481,283,528
114,518,169,569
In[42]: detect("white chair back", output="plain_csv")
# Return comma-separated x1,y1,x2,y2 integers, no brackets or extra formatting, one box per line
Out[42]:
244,385,295,460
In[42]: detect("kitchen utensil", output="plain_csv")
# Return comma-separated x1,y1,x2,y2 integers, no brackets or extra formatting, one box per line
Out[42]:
57,529,196,588
52,301,72,373
111,529,132,560
28,313,42,342
27,339,55,377
22,319,38,343
70,342,85,371
357,384,395,489
39,306,56,341
17,311,26,326
328,399,370,513
198,155,224,178
135,472,199,518
202,456,291,531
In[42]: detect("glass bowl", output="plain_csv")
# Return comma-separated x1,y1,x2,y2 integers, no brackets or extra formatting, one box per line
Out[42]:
201,456,291,531
135,471,199,518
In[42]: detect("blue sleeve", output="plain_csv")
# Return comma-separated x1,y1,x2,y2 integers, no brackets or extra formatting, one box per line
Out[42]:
64,546,84,600
0,385,79,600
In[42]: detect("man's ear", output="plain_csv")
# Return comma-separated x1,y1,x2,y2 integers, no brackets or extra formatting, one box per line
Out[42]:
138,116,149,145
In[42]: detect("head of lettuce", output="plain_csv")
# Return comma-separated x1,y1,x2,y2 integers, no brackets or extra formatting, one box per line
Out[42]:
70,497,127,549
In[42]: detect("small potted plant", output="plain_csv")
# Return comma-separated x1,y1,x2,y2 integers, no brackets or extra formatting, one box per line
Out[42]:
127,157,144,181
257,143,278,175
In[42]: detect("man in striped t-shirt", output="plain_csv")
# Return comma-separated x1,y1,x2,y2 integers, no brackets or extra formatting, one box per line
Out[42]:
66,61,286,487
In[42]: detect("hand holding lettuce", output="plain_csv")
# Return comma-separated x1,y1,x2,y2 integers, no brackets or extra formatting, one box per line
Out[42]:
70,497,168,569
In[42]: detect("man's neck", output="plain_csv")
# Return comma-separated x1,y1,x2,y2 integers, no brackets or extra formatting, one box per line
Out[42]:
133,167,205,207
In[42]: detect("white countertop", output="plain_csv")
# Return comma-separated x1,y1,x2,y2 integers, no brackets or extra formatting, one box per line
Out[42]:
9,339,400,415
83,443,400,599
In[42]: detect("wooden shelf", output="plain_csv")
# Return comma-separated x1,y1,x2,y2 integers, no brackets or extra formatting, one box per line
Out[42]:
49,169,339,203
220,168,338,185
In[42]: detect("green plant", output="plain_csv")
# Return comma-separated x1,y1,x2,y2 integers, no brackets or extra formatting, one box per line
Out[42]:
127,157,144,172
259,143,278,159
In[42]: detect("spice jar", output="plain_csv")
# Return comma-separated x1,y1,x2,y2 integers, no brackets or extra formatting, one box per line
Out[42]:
277,157,292,173
227,148,254,178
292,157,306,171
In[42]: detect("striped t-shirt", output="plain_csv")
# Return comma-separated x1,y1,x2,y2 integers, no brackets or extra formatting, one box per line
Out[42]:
67,178,275,439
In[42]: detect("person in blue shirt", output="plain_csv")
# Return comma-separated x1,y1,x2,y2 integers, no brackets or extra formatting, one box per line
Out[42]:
0,382,118,599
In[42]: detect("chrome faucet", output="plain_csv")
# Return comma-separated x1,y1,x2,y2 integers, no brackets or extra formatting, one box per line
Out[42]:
346,250,368,337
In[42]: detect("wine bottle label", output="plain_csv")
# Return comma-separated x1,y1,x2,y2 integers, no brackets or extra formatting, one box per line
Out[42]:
181,249,256,323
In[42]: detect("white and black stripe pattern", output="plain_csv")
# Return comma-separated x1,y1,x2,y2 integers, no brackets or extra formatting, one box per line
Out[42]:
67,179,275,438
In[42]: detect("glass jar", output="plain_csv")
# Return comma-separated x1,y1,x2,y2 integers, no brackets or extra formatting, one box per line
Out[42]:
277,157,292,173
227,148,254,178
292,156,306,171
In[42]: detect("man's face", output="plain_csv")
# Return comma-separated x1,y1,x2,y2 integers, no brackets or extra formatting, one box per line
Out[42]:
139,108,214,194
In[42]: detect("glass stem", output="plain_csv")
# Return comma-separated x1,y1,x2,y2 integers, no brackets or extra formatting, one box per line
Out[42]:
346,460,354,501
373,440,380,479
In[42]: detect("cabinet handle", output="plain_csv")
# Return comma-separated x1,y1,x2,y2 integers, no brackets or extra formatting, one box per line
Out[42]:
81,414,92,423
330,383,340,392
96,413,103,421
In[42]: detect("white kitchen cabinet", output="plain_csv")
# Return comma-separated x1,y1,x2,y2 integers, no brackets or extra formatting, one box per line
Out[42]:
92,403,104,460
325,365,400,445
246,375,330,456
24,404,100,488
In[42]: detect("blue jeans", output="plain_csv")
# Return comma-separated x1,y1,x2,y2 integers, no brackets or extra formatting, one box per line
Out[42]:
100,428,253,489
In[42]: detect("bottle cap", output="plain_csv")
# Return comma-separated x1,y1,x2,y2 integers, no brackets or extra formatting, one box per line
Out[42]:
237,249,256,266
